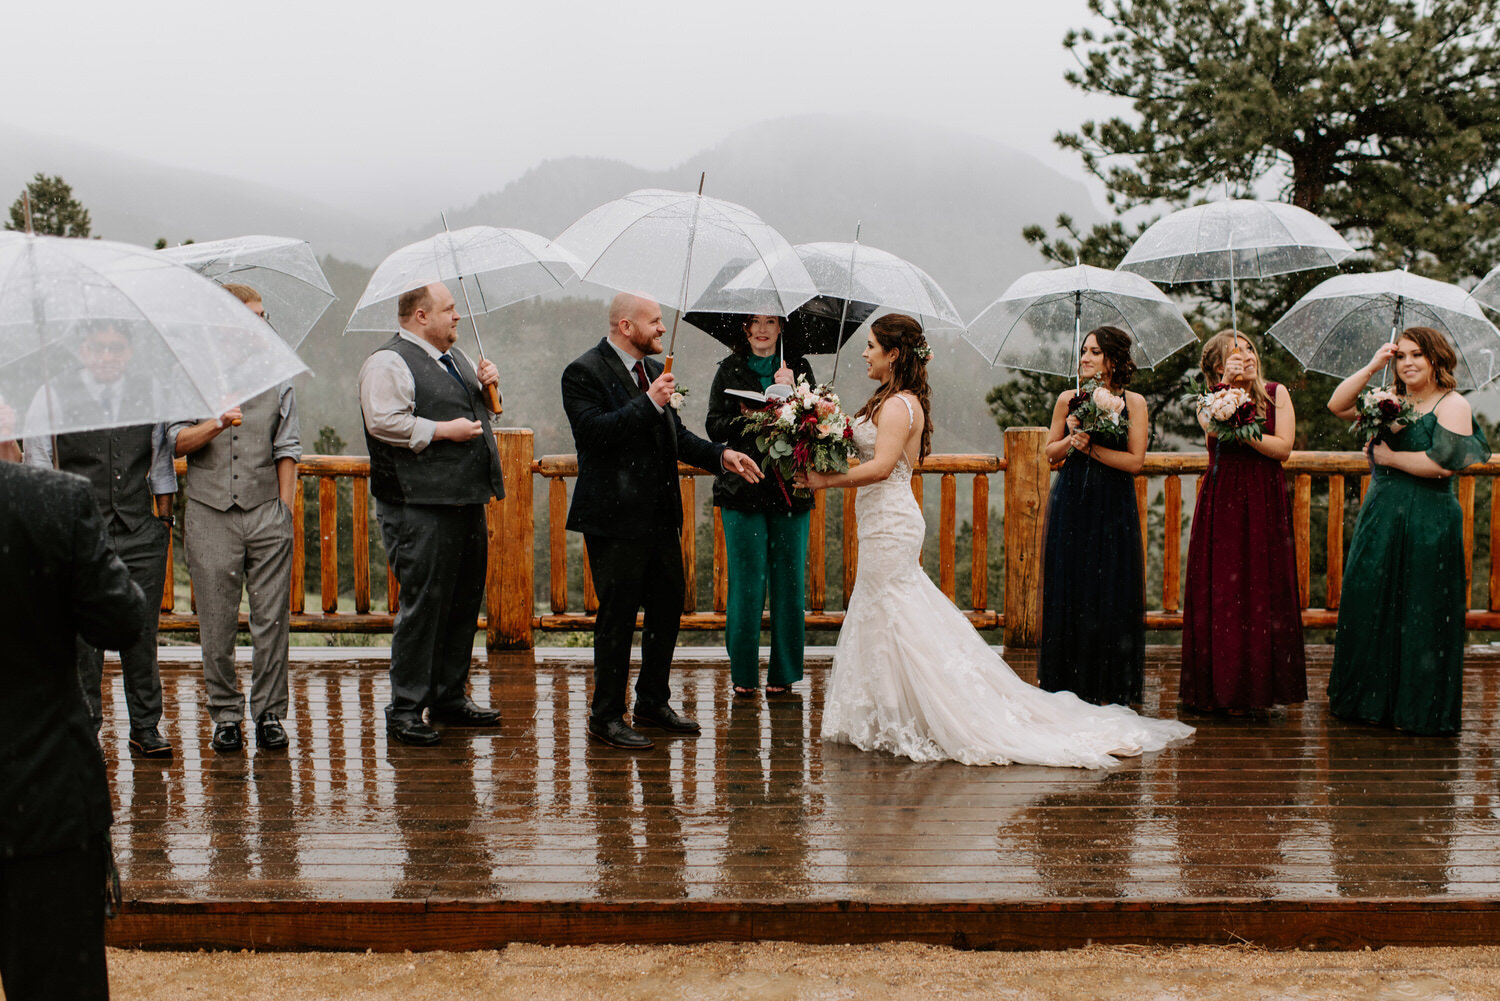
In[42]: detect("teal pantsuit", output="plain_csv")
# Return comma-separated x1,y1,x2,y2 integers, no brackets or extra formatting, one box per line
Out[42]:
722,507,810,688
706,349,817,691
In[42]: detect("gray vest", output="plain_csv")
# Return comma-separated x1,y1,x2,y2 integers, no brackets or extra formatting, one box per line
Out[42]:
51,372,159,532
363,335,503,506
181,386,284,511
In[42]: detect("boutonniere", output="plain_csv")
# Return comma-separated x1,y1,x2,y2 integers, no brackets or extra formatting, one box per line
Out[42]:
668,386,689,411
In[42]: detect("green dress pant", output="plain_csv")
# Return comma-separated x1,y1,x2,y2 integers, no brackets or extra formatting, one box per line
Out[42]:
721,507,809,688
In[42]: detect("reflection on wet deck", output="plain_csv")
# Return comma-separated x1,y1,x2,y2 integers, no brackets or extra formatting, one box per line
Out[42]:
103,646,1500,911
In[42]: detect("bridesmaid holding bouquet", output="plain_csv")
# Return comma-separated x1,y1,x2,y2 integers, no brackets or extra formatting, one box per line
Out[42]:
1180,331,1307,712
1038,326,1149,705
1325,328,1488,735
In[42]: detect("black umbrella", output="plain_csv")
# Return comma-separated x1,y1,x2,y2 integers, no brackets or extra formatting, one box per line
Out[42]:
684,259,877,358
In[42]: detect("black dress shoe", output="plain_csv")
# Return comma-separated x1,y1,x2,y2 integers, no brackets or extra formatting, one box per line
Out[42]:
129,726,173,757
256,712,289,750
587,716,654,749
387,718,441,747
631,703,701,734
428,700,502,727
210,721,243,753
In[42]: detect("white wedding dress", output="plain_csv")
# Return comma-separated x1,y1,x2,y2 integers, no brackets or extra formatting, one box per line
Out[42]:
821,398,1194,768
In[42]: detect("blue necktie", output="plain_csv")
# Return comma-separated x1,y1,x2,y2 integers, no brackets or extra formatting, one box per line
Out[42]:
438,353,465,388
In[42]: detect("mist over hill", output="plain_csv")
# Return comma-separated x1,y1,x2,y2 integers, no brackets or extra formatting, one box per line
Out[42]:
0,123,401,260
5,115,1103,455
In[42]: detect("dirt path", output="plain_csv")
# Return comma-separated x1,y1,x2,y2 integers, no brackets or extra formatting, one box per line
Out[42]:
104,943,1500,1000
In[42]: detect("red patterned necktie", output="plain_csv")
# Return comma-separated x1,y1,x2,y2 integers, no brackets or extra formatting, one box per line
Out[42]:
633,360,650,392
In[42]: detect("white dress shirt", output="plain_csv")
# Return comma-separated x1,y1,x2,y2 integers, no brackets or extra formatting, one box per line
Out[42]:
359,329,484,453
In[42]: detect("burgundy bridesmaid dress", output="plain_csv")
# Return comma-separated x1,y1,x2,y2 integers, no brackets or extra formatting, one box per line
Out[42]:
1180,382,1307,710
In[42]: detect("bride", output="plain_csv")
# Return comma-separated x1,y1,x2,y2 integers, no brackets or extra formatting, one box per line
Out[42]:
799,314,1193,768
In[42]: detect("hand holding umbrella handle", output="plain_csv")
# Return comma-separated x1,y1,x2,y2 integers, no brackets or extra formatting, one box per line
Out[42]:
475,356,503,414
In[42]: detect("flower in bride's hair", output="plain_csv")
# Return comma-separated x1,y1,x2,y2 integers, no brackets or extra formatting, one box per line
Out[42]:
913,339,933,362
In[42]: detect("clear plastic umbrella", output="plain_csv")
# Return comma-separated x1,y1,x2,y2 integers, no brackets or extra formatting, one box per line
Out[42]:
718,231,965,381
1118,199,1355,335
555,183,817,371
344,224,580,412
1472,263,1500,315
1264,269,1500,391
0,233,308,437
160,235,335,348
965,263,1196,385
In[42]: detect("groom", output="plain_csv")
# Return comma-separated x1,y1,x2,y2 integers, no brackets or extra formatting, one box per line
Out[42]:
562,293,762,749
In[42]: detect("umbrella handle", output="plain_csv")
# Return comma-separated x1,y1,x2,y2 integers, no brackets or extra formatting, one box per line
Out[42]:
230,417,242,427
663,354,674,375
485,383,502,415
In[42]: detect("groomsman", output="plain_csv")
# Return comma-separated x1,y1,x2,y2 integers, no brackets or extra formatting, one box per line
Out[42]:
169,283,301,754
23,320,174,758
561,293,762,750
359,282,504,747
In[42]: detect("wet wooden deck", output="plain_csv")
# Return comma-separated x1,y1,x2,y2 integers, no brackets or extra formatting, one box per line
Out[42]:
103,646,1500,950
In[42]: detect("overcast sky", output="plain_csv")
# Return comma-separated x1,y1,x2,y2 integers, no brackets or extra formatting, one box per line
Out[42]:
4,0,1122,214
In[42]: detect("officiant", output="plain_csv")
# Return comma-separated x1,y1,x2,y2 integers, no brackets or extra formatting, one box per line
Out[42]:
705,314,816,698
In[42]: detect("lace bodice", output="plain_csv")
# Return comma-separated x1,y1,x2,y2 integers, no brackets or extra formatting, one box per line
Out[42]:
850,395,915,486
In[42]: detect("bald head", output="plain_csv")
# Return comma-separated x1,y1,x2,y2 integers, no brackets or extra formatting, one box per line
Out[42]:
607,292,666,359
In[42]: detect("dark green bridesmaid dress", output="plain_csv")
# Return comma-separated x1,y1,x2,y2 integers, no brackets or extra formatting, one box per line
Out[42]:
1328,404,1489,735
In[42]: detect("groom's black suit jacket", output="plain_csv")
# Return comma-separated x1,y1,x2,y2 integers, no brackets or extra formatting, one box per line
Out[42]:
562,338,724,539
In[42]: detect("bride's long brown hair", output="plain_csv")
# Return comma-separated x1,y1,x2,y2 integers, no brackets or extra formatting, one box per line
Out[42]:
853,313,934,461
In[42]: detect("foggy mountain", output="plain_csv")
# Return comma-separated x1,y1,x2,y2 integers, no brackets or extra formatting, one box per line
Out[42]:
5,114,1103,455
0,123,398,260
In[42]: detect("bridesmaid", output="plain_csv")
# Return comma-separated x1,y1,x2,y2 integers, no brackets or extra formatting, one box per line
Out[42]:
1039,326,1148,705
1180,331,1307,712
705,315,815,697
1326,328,1488,735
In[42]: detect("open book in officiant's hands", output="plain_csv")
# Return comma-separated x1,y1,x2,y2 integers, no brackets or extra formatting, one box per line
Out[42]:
725,385,794,404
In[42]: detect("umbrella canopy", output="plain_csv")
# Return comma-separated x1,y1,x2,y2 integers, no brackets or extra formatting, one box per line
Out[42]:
159,235,335,348
555,188,817,321
725,240,964,331
1265,270,1500,391
965,264,1196,378
683,294,880,357
0,234,308,438
1118,199,1355,284
344,225,579,333
682,255,878,357
1473,263,1500,314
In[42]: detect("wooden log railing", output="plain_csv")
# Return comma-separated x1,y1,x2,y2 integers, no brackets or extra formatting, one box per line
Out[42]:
154,427,1500,650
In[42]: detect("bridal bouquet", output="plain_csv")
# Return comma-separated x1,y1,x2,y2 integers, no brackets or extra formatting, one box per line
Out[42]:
738,377,856,500
1351,388,1414,444
1066,379,1127,452
1195,383,1263,444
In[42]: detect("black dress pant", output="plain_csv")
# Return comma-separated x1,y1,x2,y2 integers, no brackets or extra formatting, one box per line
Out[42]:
0,839,109,1001
376,501,489,723
76,516,166,732
586,523,684,721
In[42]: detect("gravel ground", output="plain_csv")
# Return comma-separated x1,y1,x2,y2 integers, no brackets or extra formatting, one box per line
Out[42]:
103,943,1500,1000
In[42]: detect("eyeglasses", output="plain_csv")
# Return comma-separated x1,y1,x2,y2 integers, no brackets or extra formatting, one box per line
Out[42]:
254,310,273,328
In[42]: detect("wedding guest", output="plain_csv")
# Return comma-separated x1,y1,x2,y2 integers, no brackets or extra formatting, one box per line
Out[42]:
705,314,815,697
169,283,300,753
560,293,762,750
23,320,175,757
1,458,147,1001
1326,329,1488,734
359,282,504,747
1180,331,1306,713
1039,326,1148,706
